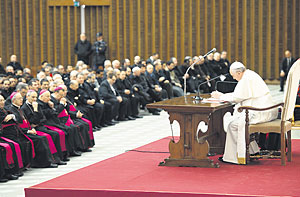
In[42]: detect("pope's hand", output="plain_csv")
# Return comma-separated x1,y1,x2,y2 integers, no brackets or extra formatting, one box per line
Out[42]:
211,91,223,99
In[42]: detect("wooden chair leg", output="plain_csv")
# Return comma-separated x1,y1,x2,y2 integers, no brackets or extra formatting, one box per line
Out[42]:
281,132,286,166
287,130,292,162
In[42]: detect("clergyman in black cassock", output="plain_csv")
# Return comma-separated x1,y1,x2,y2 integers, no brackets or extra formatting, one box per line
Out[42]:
21,90,66,164
6,92,57,168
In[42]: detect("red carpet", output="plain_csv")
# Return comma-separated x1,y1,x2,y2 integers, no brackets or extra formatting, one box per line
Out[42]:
25,137,300,197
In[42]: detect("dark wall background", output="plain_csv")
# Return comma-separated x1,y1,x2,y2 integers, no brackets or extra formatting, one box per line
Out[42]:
0,0,299,79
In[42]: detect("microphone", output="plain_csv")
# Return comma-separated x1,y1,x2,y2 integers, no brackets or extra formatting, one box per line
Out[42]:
184,48,217,96
201,48,216,59
194,73,229,100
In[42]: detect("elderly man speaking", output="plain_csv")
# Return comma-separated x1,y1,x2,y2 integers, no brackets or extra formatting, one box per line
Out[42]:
211,62,278,164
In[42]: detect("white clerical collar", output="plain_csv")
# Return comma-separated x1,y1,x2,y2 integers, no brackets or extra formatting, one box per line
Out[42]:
12,103,20,109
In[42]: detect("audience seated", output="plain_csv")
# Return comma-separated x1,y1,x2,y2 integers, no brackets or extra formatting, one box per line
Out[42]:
0,50,233,182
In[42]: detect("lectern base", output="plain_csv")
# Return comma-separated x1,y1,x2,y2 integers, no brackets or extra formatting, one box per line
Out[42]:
159,158,220,168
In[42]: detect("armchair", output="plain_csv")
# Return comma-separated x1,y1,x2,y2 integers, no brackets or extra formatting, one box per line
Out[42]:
238,59,300,165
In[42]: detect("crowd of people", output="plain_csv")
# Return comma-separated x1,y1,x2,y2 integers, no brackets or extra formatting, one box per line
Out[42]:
0,32,298,181
0,48,233,182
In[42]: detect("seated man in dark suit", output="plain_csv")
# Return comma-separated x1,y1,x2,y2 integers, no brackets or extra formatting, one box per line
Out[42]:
99,72,129,121
145,64,165,101
115,70,141,119
77,73,106,128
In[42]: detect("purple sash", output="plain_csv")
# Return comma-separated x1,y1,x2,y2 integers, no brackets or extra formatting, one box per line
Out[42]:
81,118,94,140
12,120,35,158
36,131,57,154
17,120,36,158
44,125,66,152
69,105,94,140
0,142,14,165
0,137,23,168
69,104,77,112
19,116,58,154
58,109,74,126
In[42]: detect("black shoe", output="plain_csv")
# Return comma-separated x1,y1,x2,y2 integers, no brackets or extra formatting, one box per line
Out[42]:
117,117,128,121
111,120,119,124
82,149,92,152
57,161,67,165
71,151,82,156
260,150,270,155
95,126,102,130
279,89,284,92
62,157,70,162
14,172,24,177
48,163,58,168
5,174,19,180
250,152,260,156
100,123,108,127
133,115,143,118
152,112,160,115
127,116,136,120
105,121,115,126
0,178,8,183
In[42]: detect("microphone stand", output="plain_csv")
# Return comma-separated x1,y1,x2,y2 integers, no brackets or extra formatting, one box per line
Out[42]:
194,73,229,100
184,48,216,96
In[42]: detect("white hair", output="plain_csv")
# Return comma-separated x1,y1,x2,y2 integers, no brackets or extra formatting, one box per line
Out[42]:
112,60,120,68
53,74,62,81
132,67,140,73
76,60,84,67
104,60,112,67
70,70,79,78
230,61,246,73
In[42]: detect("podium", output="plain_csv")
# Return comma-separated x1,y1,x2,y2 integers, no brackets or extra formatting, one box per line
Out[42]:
147,94,233,168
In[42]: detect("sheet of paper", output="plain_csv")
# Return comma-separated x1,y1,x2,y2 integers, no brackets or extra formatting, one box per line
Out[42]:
201,98,227,104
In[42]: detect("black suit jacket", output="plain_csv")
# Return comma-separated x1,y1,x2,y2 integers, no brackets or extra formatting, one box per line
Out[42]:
21,102,46,127
280,57,296,74
7,61,23,71
99,80,119,100
0,64,5,74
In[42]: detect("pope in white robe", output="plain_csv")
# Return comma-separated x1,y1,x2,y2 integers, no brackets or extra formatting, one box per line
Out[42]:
211,62,278,164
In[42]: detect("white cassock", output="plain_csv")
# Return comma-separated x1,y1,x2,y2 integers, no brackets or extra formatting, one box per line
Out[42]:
220,69,278,164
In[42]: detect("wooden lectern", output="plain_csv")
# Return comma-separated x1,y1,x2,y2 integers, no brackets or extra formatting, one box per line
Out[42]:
147,94,233,168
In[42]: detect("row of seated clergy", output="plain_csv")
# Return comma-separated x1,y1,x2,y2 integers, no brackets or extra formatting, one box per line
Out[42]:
0,88,95,181
174,54,233,94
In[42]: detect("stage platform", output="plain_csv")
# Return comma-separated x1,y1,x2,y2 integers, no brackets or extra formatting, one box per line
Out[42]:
25,137,300,197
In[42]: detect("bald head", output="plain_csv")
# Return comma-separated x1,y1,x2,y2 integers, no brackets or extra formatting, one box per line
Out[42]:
285,50,291,58
80,33,86,41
